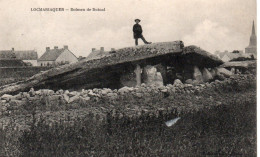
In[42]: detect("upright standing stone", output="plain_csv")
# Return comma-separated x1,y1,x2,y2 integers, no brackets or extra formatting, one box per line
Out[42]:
231,68,235,74
173,79,183,87
135,64,142,86
193,66,203,83
143,65,163,87
155,64,167,85
210,68,217,78
156,72,164,87
202,68,213,82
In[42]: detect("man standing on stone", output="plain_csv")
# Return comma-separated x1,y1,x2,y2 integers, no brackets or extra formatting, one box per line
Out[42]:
133,19,152,46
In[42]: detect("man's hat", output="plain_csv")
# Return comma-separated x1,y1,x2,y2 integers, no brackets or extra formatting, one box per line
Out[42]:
135,19,141,22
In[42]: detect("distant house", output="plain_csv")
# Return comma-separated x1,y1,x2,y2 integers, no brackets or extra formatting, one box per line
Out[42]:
78,56,87,61
0,49,28,67
0,50,16,59
12,48,38,66
215,50,250,62
86,47,115,60
38,45,78,66
215,50,228,61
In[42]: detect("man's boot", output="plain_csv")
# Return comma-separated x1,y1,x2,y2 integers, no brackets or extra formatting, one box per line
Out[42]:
140,36,152,45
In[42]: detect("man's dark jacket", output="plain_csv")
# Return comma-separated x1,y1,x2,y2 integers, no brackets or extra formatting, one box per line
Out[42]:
133,24,143,39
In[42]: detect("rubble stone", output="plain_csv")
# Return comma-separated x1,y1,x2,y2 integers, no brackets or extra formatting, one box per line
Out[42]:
68,91,79,97
192,80,199,85
63,94,70,103
93,88,99,93
101,88,113,95
68,95,80,103
173,79,183,87
118,86,132,94
49,95,61,102
216,68,233,77
1,94,13,101
29,88,35,96
215,74,225,81
58,89,64,94
14,93,23,100
161,89,168,93
135,93,143,98
185,79,193,84
35,90,41,95
81,96,90,101
88,90,98,96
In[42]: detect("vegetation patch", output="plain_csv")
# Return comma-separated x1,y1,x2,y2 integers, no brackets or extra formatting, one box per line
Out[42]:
0,74,256,156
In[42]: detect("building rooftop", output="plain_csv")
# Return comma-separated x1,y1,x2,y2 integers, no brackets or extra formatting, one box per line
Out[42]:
38,45,76,61
0,50,16,59
14,50,38,60
0,49,38,60
38,48,64,61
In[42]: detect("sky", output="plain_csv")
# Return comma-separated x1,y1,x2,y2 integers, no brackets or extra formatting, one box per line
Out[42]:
0,0,257,57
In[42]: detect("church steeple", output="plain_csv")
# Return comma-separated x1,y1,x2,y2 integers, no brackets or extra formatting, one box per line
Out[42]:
245,20,257,58
251,20,255,36
249,20,256,47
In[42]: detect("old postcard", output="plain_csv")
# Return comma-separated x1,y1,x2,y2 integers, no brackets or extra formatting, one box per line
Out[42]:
0,0,257,156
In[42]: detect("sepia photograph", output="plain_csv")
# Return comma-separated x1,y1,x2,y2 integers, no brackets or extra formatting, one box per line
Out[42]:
0,0,257,156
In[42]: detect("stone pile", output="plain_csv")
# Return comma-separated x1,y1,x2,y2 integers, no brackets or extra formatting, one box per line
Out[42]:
190,66,233,85
0,73,253,117
0,74,255,131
